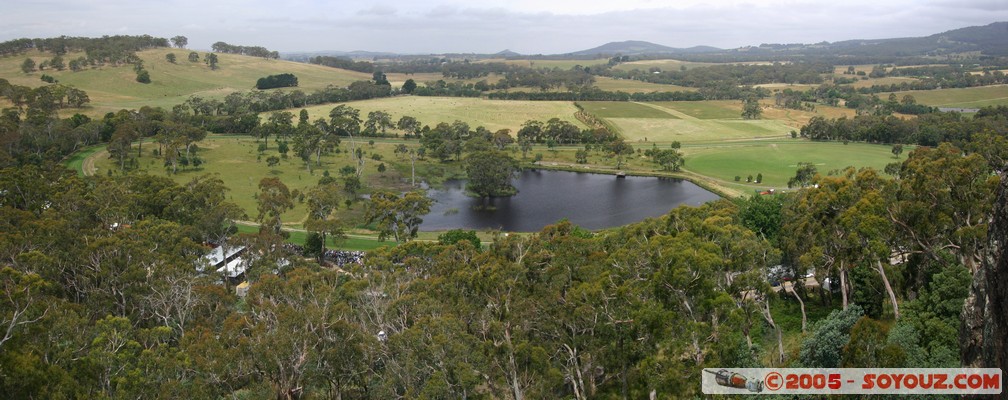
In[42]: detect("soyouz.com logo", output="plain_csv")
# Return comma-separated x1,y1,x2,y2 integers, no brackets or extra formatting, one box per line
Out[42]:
702,368,1002,395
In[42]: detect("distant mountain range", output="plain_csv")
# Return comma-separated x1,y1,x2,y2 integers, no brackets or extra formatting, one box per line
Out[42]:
280,21,1008,60
565,40,722,57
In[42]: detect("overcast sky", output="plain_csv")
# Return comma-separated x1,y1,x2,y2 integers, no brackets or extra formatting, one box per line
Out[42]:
2,0,1007,54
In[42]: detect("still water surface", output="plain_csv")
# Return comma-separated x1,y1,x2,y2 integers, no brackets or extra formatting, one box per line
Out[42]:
420,169,720,232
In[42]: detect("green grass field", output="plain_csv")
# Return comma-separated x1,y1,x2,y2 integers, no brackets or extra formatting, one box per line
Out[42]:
892,85,1008,108
579,101,677,118
92,135,421,225
684,140,901,189
479,58,610,70
592,76,696,92
294,97,585,134
652,101,742,119
612,59,718,72
1,48,373,117
607,117,792,142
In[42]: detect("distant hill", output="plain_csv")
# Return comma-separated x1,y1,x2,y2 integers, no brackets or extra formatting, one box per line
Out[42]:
495,49,521,57
566,40,721,56
282,50,399,62
738,22,1008,58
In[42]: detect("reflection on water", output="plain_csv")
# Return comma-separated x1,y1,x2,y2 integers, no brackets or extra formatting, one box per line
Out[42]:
420,169,720,232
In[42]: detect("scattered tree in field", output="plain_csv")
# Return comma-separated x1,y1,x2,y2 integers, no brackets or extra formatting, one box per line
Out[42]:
402,78,417,94
204,53,218,70
519,137,533,159
648,148,684,172
396,115,421,136
256,177,294,236
170,35,188,48
742,96,762,119
187,51,199,62
575,149,588,164
608,139,634,169
49,55,64,71
303,182,345,257
135,69,151,84
21,58,35,73
266,155,280,167
755,173,763,183
787,162,817,188
277,141,289,158
256,73,298,89
165,53,176,63
891,144,903,158
364,111,393,136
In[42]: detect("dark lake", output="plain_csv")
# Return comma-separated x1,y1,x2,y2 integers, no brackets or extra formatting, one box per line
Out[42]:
420,169,720,232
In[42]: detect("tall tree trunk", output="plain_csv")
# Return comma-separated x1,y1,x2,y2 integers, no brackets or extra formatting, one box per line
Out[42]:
839,261,849,311
876,259,900,320
789,282,808,333
961,169,1007,379
761,297,785,364
410,152,416,187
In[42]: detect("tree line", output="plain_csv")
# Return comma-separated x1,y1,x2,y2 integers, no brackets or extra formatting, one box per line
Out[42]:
255,73,299,90
0,35,169,65
211,41,279,59
597,61,832,87
800,106,1008,166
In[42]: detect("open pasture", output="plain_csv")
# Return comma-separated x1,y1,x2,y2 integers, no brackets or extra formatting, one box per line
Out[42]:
1,48,374,116
579,101,677,119
608,117,792,143
592,76,696,92
294,96,585,133
92,135,419,225
891,85,1008,108
652,100,741,119
478,58,610,70
612,59,717,72
684,140,900,188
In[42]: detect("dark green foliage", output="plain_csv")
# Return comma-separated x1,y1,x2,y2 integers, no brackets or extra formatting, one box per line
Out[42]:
787,162,817,188
737,194,783,243
798,305,864,368
211,41,278,58
308,56,374,73
464,150,518,198
20,58,35,73
438,229,480,249
204,53,218,70
255,73,298,90
850,265,884,318
741,96,762,119
135,69,151,83
402,78,417,94
39,74,56,83
842,317,905,368
303,232,324,258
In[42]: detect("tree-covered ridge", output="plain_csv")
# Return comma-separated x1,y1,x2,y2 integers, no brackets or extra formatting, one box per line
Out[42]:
0,35,169,62
211,41,279,59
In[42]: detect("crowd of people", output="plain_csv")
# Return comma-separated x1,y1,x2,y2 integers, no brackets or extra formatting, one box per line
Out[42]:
281,243,365,268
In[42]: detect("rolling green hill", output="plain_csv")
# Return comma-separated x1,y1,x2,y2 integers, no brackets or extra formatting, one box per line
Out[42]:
0,48,373,116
